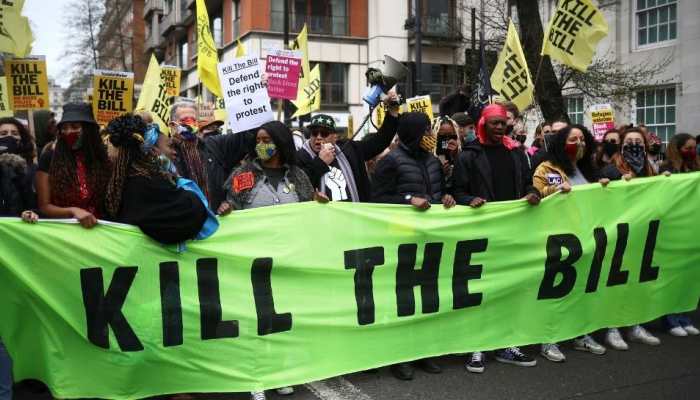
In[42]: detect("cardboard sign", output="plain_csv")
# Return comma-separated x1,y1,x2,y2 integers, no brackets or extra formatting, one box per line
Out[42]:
590,103,614,141
160,65,181,98
92,70,134,126
4,56,49,110
217,56,274,134
406,95,434,120
0,77,13,117
265,49,301,100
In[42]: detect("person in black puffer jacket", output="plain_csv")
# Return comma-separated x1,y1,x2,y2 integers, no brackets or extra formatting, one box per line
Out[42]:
0,117,38,221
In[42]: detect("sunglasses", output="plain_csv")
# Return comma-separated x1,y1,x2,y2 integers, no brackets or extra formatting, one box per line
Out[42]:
441,134,458,141
311,129,331,138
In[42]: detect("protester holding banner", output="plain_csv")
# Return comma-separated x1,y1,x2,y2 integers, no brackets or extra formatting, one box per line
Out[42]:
593,129,621,170
451,103,539,373
0,117,38,221
224,120,317,212
35,103,111,228
298,93,399,203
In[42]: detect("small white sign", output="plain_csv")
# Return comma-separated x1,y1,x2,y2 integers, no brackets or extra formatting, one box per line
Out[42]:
217,56,274,134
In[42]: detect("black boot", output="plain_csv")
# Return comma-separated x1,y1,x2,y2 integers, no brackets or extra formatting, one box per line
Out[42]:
390,362,414,380
416,358,442,374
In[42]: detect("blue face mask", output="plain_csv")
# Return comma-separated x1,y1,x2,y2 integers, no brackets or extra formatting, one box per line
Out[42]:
465,129,476,143
158,154,178,175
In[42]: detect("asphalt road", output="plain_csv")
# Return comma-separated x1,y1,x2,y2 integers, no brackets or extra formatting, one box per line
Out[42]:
15,309,700,400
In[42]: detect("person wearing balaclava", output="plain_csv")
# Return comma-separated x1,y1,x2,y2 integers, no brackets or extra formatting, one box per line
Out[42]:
451,104,540,374
599,127,656,181
370,111,454,381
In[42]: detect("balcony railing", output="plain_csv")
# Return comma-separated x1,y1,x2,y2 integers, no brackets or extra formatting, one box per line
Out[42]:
160,2,186,38
408,15,462,41
270,11,348,36
144,0,164,18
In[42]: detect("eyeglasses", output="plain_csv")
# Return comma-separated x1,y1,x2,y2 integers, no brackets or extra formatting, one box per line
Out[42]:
311,129,331,138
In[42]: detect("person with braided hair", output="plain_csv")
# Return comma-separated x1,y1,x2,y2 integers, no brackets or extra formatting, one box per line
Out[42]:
35,103,111,228
105,114,217,245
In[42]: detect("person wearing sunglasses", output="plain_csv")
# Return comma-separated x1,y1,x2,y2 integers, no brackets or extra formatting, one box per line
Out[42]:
297,92,400,202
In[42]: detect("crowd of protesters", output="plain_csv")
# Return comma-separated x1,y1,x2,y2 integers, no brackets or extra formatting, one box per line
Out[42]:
1,88,699,400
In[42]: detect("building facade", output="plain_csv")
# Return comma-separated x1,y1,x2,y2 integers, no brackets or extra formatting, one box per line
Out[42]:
97,0,147,85
137,0,694,140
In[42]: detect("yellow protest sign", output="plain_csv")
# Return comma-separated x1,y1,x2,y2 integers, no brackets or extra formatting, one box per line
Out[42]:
135,56,170,131
406,95,434,120
541,0,609,72
161,65,181,98
290,24,310,104
490,21,534,112
0,77,13,117
195,0,222,97
214,96,227,124
92,70,134,126
291,64,320,118
5,57,49,110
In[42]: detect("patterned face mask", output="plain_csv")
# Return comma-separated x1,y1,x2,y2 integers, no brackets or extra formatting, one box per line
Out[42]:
256,142,277,161
419,134,437,153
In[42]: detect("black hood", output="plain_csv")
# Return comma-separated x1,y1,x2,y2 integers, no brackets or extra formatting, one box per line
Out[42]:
397,112,430,150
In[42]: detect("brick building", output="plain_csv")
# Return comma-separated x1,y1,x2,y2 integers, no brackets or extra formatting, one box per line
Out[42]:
97,0,147,84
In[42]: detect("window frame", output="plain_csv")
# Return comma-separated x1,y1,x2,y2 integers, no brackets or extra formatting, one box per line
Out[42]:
634,85,677,143
633,0,678,51
317,62,348,107
565,96,585,125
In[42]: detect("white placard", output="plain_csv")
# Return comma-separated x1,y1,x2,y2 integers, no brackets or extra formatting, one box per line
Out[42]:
217,56,274,134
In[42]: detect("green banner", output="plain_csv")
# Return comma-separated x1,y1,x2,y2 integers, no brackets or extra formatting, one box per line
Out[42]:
1,173,700,399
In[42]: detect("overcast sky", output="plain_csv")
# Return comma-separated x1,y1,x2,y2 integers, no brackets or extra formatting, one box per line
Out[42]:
24,0,73,87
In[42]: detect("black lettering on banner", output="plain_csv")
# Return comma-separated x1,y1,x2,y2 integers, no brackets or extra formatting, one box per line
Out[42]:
452,239,488,309
251,258,292,336
344,247,385,325
197,258,239,340
159,261,183,347
606,223,630,287
80,267,144,352
537,234,581,299
396,243,441,317
585,227,607,293
639,220,661,283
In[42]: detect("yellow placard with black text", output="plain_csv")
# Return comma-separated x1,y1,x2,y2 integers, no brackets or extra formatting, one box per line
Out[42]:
405,95,434,120
4,57,49,110
92,70,134,126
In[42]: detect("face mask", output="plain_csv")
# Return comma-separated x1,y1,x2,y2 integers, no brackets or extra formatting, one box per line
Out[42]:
419,134,437,153
0,136,19,155
465,129,476,143
256,142,277,161
565,142,585,161
603,141,619,157
63,131,81,149
622,143,646,174
681,148,697,162
515,135,527,144
649,143,661,155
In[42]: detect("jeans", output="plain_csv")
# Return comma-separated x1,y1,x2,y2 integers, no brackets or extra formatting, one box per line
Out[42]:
0,338,11,400
665,313,693,328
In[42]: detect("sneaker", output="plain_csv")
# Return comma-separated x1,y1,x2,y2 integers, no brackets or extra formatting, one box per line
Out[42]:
628,325,661,346
605,328,629,351
669,326,688,337
275,387,294,396
465,352,485,373
574,335,606,355
540,343,566,362
683,324,700,336
495,347,537,367
251,391,266,400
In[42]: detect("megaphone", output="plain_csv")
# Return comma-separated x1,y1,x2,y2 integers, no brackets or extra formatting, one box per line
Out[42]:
362,55,408,108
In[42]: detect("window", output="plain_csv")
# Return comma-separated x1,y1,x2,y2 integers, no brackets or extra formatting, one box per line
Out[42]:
409,0,457,39
165,0,173,14
233,0,241,39
636,0,677,47
636,86,676,142
212,16,223,47
271,0,348,36
318,62,346,106
179,40,188,68
566,97,584,125
414,63,462,104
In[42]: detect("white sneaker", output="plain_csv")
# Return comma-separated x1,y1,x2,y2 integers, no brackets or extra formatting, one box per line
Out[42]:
682,324,700,336
669,326,688,337
466,351,485,373
251,391,267,400
276,387,294,396
574,335,606,355
606,328,629,350
540,343,566,362
628,325,661,346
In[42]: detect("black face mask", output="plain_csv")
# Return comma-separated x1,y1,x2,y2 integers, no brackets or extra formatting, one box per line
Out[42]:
603,141,619,157
515,135,527,144
505,124,514,136
649,143,661,155
0,136,19,155
622,143,646,174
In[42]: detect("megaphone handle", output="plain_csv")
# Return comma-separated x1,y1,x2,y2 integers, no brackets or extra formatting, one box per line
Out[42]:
349,111,372,141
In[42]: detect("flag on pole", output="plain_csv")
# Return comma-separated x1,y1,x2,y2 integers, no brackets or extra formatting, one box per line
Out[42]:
468,32,492,121
235,39,246,57
291,64,320,118
541,0,608,72
490,21,534,112
0,2,33,57
195,0,222,97
289,25,310,107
